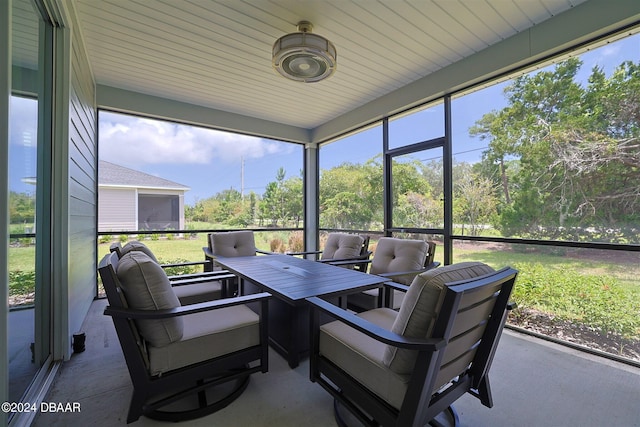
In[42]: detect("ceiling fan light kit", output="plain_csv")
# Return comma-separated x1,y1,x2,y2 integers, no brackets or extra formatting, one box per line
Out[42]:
272,21,337,83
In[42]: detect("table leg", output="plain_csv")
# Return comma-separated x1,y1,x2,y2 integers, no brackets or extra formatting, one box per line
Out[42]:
337,296,347,309
287,307,301,369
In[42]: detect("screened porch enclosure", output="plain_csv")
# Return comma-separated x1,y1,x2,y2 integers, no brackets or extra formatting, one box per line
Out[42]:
3,1,640,426
138,194,179,231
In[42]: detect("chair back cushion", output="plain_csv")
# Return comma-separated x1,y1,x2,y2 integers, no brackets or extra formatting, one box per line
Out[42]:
383,262,495,374
116,251,183,347
322,233,364,260
209,231,256,257
370,238,428,284
121,240,159,263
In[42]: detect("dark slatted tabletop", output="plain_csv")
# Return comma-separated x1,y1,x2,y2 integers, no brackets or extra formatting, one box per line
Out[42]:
214,254,387,304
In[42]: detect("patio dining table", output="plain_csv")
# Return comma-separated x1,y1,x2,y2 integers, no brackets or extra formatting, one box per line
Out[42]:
213,253,389,368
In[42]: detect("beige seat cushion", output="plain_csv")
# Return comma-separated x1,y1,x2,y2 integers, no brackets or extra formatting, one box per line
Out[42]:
320,308,410,410
369,238,428,285
322,233,364,260
121,240,159,263
209,231,257,257
148,304,260,375
116,251,183,347
384,262,495,374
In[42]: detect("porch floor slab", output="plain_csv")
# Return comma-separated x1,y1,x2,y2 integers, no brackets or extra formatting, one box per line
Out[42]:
33,298,640,427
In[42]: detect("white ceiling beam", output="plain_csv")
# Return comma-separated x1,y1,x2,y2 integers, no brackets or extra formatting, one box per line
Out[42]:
96,84,311,143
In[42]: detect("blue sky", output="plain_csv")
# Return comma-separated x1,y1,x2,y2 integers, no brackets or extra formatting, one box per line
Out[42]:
98,112,303,204
9,33,639,206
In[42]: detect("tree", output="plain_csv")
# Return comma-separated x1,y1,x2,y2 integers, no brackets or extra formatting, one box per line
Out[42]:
260,181,280,226
391,159,432,207
9,191,35,224
248,191,257,225
319,160,383,229
391,158,436,227
420,159,444,200
454,173,498,236
470,58,640,242
394,191,441,229
259,167,303,227
283,175,303,227
187,188,254,226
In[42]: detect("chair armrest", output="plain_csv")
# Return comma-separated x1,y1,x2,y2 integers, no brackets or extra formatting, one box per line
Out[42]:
160,260,208,269
167,270,233,282
169,272,237,286
377,260,440,280
104,292,272,320
204,246,275,257
202,246,215,259
256,249,276,255
325,258,372,268
383,282,410,292
377,269,425,281
306,296,445,351
286,250,323,256
318,254,370,264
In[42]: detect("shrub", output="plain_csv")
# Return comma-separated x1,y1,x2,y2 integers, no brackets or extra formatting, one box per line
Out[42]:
511,262,640,338
9,270,36,296
99,234,112,244
288,231,304,253
270,237,285,253
160,259,197,276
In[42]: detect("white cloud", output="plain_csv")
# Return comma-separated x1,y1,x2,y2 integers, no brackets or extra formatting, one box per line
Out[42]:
99,112,290,166
599,44,622,58
9,96,38,146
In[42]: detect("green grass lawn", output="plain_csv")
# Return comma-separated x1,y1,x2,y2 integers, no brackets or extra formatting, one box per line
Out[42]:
95,231,294,265
97,235,211,265
9,233,640,344
451,242,640,339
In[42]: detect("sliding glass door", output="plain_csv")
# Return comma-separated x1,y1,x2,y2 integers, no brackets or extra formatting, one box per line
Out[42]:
8,0,52,413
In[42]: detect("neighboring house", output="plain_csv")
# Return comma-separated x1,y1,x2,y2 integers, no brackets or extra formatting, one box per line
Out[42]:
98,161,190,232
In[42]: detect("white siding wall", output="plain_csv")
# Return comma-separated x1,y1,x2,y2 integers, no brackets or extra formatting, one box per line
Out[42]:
98,187,137,231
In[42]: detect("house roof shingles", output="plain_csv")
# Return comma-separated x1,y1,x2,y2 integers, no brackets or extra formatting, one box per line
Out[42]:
99,161,190,191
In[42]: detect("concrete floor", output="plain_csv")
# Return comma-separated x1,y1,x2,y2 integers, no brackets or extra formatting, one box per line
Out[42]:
33,298,640,427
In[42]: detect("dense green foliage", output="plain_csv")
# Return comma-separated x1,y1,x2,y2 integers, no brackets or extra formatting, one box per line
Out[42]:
471,58,640,242
161,259,198,276
186,167,303,228
179,60,640,243
9,191,35,224
8,270,36,297
511,262,639,338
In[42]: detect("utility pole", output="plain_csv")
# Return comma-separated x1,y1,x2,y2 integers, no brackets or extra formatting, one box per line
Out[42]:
241,156,245,199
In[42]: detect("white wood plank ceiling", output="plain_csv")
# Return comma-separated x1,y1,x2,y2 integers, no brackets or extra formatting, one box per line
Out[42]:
39,1,589,129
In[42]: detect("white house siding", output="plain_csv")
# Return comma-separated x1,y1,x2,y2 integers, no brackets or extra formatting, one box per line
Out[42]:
98,187,137,231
